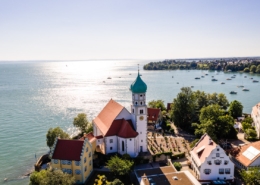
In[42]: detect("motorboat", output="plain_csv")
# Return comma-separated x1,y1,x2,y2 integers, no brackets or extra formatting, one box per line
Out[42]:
226,78,231,80
230,91,237,94
253,80,259,83
107,77,112,79
212,79,218,81
221,82,225,84
195,77,200,79
242,88,249,91
237,85,244,88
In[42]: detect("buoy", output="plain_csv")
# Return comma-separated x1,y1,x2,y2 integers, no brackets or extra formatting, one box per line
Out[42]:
4,178,8,181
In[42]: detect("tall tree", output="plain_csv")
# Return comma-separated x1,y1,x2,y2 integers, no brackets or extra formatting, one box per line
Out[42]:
46,127,70,149
228,100,243,118
256,65,260,73
217,93,229,110
106,155,134,176
194,105,237,140
148,100,166,111
193,90,208,110
171,87,196,130
73,113,91,133
240,167,260,185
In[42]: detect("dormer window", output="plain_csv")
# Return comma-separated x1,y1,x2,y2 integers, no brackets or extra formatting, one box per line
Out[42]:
207,161,212,165
214,159,221,165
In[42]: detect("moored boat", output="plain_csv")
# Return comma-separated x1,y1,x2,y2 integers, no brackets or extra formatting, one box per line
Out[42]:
212,79,218,81
230,91,237,94
242,88,249,91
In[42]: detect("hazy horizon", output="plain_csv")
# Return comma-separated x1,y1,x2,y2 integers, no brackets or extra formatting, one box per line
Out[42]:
1,0,260,61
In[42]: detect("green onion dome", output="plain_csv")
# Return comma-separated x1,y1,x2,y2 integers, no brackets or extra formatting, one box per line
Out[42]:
130,72,147,93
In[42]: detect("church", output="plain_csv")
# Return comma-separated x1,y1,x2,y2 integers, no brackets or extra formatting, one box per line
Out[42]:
92,72,148,157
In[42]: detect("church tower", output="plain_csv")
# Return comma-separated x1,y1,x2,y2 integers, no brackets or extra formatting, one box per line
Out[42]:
130,69,147,153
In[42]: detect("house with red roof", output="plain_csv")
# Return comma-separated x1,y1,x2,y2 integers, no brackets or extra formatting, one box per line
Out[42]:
251,102,260,138
190,134,234,184
147,107,162,126
92,72,148,157
50,138,93,184
229,140,260,170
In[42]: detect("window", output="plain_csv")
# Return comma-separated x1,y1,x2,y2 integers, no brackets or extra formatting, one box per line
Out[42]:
141,140,143,142
86,147,88,152
224,160,229,165
89,160,92,166
75,161,81,166
54,159,59,164
129,139,132,141
140,110,143,114
122,141,125,152
61,160,67,165
204,169,211,174
75,169,81,175
110,147,113,150
140,132,142,134
217,148,219,151
141,102,143,105
207,161,212,165
135,102,137,105
225,168,230,174
84,157,86,163
85,166,87,172
67,169,72,174
214,160,221,165
216,153,220,157
62,168,67,173
219,168,224,174
89,152,92,157
110,139,113,143
67,160,71,165
140,95,143,97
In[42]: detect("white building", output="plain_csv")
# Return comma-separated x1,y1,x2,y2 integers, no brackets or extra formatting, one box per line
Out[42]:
229,141,260,170
190,134,234,184
92,72,147,157
251,102,260,138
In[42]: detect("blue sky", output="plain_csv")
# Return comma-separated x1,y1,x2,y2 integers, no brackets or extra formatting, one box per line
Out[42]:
0,0,260,60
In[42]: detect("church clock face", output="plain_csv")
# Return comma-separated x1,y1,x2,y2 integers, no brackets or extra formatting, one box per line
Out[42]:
139,116,144,121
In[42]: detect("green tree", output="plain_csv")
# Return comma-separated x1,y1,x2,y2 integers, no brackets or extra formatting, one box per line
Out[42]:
250,65,257,73
228,100,243,118
106,155,134,176
171,87,196,130
111,179,124,185
193,90,208,111
46,127,70,149
256,65,260,73
73,113,91,133
194,105,237,140
245,129,257,141
242,122,252,131
29,169,75,185
173,162,182,171
244,67,250,72
240,167,260,185
148,100,166,111
217,93,229,110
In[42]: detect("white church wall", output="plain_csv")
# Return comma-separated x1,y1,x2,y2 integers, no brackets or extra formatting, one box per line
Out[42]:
93,123,102,136
115,108,132,120
105,135,118,154
126,137,136,157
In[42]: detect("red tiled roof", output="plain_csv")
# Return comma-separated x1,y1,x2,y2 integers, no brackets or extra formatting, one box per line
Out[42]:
118,119,138,138
52,139,84,161
147,108,160,122
190,134,217,166
233,141,260,167
94,99,124,135
79,132,94,141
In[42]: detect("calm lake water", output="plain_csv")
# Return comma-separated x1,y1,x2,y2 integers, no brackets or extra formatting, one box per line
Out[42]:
0,60,260,185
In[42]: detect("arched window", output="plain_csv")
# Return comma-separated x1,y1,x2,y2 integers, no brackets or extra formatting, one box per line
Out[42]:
122,141,125,152
141,102,143,105
135,102,138,105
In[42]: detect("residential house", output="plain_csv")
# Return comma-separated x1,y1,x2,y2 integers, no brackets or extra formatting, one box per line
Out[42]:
147,108,162,129
50,138,93,184
135,159,200,185
229,141,260,170
251,102,260,138
190,134,234,184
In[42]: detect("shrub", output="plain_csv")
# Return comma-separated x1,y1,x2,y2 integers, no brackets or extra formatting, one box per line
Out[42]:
173,162,182,171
